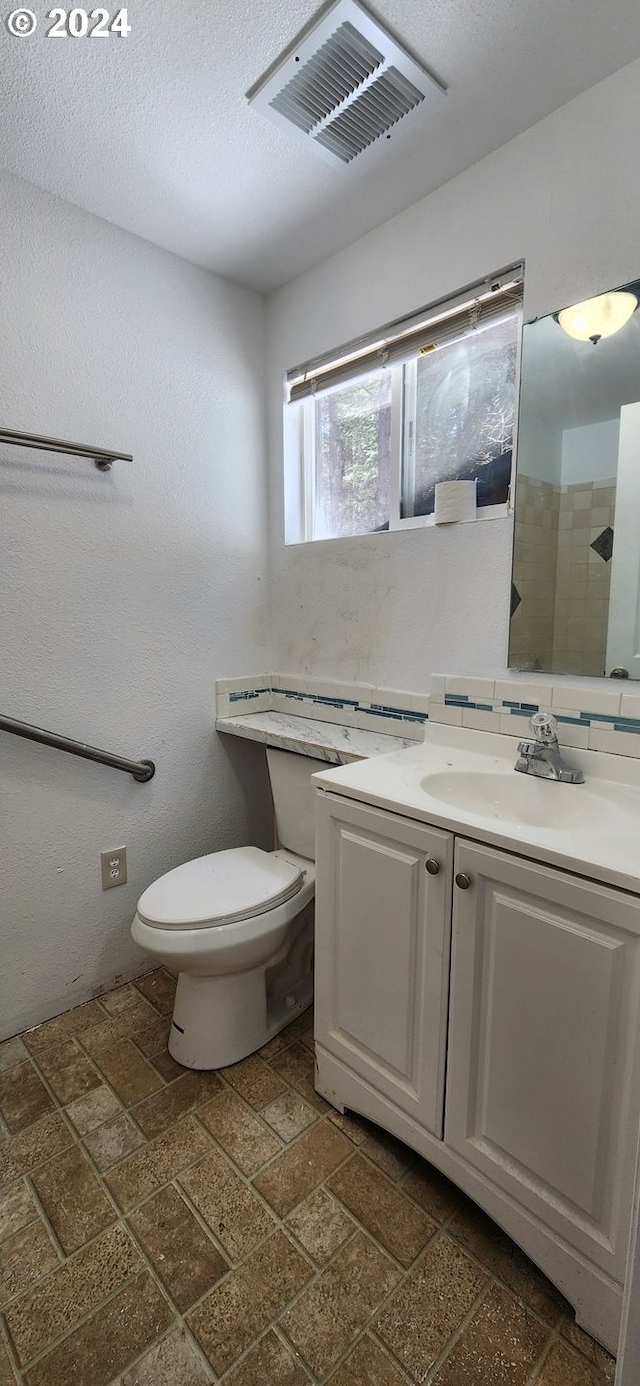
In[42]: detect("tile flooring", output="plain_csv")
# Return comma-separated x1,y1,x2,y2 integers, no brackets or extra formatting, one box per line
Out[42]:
0,970,617,1385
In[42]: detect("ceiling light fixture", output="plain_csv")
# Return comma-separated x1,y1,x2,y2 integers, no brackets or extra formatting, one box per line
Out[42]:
556,290,638,345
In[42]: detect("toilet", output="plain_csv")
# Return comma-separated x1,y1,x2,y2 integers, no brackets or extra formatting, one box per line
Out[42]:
131,748,317,1069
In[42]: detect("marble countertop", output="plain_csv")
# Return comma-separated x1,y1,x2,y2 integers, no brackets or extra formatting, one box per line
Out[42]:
215,710,417,764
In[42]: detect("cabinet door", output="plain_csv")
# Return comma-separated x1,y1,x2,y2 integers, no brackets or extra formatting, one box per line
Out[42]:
315,791,453,1138
446,839,640,1278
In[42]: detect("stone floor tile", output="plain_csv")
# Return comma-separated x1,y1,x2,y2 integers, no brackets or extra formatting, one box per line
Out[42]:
198,1088,282,1175
22,1002,105,1058
329,1335,410,1384
559,1313,616,1383
0,1113,73,1182
78,1001,162,1058
90,1039,165,1108
83,1111,146,1172
360,1127,417,1183
179,1148,275,1263
536,1340,611,1385
148,1047,186,1082
375,1234,488,1383
104,1114,211,1210
448,1199,566,1327
133,968,177,1014
262,1090,318,1142
186,1230,313,1376
121,1326,214,1385
259,1030,302,1061
267,1041,329,1112
128,1184,229,1311
4,1224,141,1367
253,1121,352,1218
31,1144,116,1254
0,1037,29,1074
34,1039,103,1105
0,1180,38,1242
327,1110,370,1146
280,1231,401,1379
432,1282,549,1384
23,1270,174,1386
223,1054,288,1110
0,1061,54,1134
328,1154,436,1267
401,1159,464,1225
0,1333,20,1383
65,1083,122,1134
0,1220,60,1305
129,1015,171,1058
285,1187,354,1265
132,1070,223,1138
99,984,146,1016
225,1329,308,1385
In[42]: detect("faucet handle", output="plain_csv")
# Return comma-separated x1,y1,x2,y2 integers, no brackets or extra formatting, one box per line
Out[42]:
530,711,558,745
517,740,536,756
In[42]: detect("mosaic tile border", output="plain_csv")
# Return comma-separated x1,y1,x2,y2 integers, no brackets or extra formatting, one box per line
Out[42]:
216,675,429,742
216,674,640,757
429,676,640,757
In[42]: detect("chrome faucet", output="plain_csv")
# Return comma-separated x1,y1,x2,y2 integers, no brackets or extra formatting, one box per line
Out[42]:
514,712,584,783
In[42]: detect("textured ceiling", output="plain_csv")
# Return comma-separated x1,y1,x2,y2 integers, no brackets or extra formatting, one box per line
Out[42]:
2,0,639,290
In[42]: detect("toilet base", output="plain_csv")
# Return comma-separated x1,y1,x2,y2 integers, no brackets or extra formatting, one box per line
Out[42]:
168,899,314,1069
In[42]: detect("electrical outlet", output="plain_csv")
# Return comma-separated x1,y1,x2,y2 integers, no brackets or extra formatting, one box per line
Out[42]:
101,847,127,890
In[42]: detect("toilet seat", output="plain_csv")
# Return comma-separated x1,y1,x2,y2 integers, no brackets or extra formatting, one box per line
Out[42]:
137,846,304,931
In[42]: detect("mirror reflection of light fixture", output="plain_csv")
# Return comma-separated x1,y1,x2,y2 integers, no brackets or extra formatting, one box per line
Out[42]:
555,290,638,345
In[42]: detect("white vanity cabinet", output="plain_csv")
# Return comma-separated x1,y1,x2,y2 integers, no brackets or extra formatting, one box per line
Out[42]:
314,788,640,1352
314,793,453,1139
446,839,640,1284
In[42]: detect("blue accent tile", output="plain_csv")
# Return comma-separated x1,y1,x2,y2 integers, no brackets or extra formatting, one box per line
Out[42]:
509,707,531,717
556,715,589,726
519,703,539,712
502,700,521,708
582,711,628,726
475,704,494,713
445,695,471,706
614,720,640,733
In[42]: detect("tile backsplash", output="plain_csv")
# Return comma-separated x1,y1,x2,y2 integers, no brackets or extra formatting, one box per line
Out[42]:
216,673,640,757
216,674,429,740
429,675,640,756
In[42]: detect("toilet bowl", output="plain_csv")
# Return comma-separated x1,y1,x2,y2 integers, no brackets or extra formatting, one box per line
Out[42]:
131,749,318,1069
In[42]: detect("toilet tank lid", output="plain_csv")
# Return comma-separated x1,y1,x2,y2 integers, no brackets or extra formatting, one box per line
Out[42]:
136,846,304,929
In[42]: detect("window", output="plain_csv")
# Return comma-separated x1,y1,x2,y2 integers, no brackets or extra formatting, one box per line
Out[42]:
284,267,523,543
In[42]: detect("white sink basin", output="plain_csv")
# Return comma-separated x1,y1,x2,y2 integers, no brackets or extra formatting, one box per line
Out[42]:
419,768,630,833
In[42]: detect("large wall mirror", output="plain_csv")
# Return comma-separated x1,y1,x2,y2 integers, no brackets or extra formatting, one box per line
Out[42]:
509,279,640,679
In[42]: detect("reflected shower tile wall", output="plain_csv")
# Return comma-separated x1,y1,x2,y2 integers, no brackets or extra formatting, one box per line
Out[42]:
551,480,616,676
510,475,559,673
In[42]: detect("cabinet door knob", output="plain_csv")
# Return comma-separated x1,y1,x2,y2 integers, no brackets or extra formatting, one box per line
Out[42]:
425,858,440,875
455,872,471,890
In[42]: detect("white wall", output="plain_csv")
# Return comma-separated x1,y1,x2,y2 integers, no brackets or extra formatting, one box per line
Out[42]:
0,174,273,1039
561,418,620,486
266,61,640,690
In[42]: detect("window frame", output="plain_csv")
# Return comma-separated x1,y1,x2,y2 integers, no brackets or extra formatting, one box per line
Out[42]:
285,269,524,546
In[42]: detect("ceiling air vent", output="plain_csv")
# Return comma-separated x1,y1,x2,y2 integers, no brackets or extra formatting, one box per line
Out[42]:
247,0,444,166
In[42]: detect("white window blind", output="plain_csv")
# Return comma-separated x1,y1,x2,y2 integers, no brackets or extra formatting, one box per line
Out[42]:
287,265,524,403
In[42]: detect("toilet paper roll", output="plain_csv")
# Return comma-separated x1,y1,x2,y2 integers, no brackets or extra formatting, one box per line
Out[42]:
434,480,477,524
